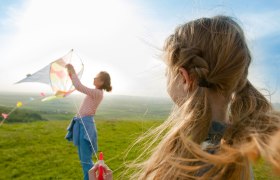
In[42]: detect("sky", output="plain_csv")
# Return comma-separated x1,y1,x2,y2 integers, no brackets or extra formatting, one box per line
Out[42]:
0,0,279,102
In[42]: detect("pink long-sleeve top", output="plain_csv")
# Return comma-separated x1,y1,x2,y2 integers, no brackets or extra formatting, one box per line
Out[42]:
70,73,103,117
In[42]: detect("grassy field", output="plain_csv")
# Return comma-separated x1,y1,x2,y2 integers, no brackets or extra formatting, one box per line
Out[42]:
1,92,280,179
0,120,161,179
0,120,279,180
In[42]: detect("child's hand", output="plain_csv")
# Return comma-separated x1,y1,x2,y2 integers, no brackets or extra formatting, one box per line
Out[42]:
65,64,75,76
88,162,113,180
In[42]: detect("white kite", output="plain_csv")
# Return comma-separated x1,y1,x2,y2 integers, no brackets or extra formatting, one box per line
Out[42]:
16,49,84,101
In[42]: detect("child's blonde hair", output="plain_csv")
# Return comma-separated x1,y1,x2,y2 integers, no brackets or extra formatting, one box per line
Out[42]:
130,15,280,179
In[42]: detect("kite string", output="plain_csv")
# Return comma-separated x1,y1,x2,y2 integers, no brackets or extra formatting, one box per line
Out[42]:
72,98,98,161
0,95,44,126
64,49,84,95
67,50,97,163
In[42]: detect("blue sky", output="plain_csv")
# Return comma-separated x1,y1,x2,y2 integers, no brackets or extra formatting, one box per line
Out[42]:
0,0,279,102
0,0,22,31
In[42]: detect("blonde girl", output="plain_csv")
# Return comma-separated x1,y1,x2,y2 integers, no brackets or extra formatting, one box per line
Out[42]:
90,15,280,180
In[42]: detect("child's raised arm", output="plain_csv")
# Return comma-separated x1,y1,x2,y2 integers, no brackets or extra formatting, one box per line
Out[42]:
66,64,100,97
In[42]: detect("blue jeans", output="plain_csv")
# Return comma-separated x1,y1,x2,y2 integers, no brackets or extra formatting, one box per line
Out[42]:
65,116,98,180
78,120,97,180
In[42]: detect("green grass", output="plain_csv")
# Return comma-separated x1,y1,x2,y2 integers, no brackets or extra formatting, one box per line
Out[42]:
0,120,160,179
0,120,279,180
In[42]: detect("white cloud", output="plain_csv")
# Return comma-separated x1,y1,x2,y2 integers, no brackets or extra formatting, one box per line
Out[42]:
0,0,169,97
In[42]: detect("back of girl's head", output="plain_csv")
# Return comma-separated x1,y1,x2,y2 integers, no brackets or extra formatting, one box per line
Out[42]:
164,15,251,96
99,71,112,92
129,15,280,180
164,14,275,154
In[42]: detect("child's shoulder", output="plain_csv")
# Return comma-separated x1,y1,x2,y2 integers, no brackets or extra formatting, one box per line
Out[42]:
93,88,103,95
94,88,103,92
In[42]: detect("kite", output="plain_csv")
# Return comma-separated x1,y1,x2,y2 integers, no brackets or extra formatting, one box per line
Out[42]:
16,49,84,101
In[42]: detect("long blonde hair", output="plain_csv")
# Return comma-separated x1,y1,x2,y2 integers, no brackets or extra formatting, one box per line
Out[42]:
129,15,280,179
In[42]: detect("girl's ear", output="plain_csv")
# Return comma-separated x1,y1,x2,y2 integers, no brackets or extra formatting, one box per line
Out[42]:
179,67,191,84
